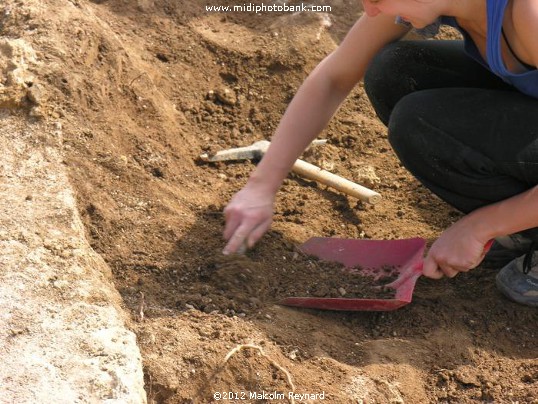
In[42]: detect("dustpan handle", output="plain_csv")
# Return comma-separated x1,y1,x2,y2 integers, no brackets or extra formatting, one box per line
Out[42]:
388,262,423,290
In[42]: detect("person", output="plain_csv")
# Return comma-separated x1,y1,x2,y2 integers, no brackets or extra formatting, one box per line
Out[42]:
222,0,538,307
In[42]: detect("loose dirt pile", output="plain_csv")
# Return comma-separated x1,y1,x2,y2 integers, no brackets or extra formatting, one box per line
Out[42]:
1,0,537,403
178,250,396,316
268,256,396,300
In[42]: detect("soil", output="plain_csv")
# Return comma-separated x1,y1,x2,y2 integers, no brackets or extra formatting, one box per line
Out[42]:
269,255,397,299
2,0,537,403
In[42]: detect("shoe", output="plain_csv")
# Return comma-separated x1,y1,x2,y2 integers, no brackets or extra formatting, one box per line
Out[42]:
496,243,538,307
482,234,532,268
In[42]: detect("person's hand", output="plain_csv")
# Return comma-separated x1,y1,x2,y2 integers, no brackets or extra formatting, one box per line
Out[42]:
422,216,492,279
222,183,275,255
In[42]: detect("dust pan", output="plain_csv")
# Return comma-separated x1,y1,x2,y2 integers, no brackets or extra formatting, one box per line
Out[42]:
279,237,427,311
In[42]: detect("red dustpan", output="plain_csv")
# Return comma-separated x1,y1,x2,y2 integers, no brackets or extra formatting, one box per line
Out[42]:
279,237,427,311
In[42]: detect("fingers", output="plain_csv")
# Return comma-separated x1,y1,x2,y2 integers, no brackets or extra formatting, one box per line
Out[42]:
223,209,240,241
223,224,251,255
247,218,272,248
423,256,462,279
440,266,459,278
222,185,275,255
223,217,273,255
423,264,459,279
223,203,273,255
422,257,444,279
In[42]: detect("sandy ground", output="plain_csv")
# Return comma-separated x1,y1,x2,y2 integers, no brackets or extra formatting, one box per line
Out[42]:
1,0,537,403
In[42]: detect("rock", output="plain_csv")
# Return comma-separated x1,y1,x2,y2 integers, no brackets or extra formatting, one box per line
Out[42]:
0,38,39,109
26,84,42,105
353,165,381,189
0,117,146,403
214,86,237,106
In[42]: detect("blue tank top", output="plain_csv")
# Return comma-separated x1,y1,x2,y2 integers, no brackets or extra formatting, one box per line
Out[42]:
400,0,538,99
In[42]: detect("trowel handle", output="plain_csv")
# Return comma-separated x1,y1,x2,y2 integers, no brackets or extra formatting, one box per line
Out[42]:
291,159,382,204
200,139,380,204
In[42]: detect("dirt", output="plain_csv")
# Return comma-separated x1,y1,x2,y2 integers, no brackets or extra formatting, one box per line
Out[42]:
267,255,397,299
2,0,537,403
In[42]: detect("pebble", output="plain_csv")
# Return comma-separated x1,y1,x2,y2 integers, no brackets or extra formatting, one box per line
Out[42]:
214,87,237,106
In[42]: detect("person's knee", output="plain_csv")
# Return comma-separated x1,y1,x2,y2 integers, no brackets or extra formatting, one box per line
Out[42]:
364,42,421,125
387,93,424,157
364,42,405,92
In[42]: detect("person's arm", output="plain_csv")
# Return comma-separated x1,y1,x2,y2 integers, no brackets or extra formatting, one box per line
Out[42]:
423,186,538,278
249,14,408,193
223,14,409,254
423,0,538,278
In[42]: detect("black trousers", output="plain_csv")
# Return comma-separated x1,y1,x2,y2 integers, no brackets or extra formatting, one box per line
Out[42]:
364,40,538,239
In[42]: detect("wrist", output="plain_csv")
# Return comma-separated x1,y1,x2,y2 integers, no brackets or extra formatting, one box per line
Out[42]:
246,170,282,196
464,205,505,242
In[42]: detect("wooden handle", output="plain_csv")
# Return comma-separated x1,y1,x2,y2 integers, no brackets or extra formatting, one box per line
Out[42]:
291,159,382,204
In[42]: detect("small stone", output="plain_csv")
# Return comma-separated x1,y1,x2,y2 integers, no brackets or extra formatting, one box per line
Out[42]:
288,349,298,360
26,84,42,105
214,87,237,106
353,165,381,188
206,90,216,101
